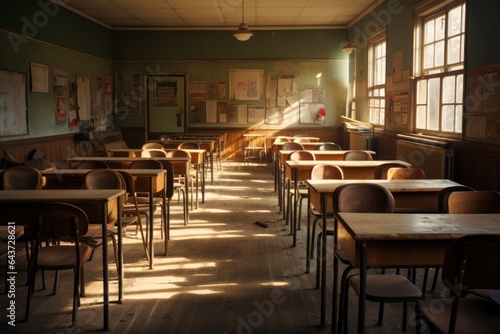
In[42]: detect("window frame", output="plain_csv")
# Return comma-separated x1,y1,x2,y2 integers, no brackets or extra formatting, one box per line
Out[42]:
413,0,466,138
368,28,387,126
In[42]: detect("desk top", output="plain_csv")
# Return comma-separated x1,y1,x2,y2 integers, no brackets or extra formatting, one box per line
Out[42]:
65,156,189,163
42,168,166,178
335,212,500,240
0,189,125,202
280,150,375,156
307,179,462,194
286,160,411,168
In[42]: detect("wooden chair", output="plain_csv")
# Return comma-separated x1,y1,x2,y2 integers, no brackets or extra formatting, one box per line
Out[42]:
281,142,304,151
141,148,167,158
286,150,315,228
305,164,343,273
387,167,425,180
129,159,167,235
448,190,500,214
374,162,409,179
343,150,373,161
2,166,44,190
334,183,423,333
315,143,342,150
164,149,193,216
178,142,200,149
142,142,164,150
24,202,92,326
293,137,310,143
416,234,500,334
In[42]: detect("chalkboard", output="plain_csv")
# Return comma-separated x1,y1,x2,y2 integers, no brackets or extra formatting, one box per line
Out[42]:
0,69,28,136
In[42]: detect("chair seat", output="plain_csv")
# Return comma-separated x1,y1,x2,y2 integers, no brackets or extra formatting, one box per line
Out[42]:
418,296,500,334
37,245,92,268
349,274,423,302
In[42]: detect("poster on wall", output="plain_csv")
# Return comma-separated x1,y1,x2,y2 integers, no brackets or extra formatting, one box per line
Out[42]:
208,81,226,100
299,86,325,124
155,81,177,106
76,75,91,121
189,100,206,123
30,62,50,93
248,105,265,123
52,66,68,124
265,73,299,125
0,70,28,136
115,72,142,115
229,69,264,101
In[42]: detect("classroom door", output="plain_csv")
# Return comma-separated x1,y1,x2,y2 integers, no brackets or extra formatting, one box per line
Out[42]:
147,74,186,137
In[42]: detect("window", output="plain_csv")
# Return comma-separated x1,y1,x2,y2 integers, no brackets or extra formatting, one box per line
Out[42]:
414,1,465,135
368,31,386,126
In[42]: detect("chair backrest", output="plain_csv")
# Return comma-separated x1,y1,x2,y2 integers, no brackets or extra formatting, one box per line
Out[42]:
282,142,304,151
288,150,315,161
343,150,373,161
157,160,175,199
24,202,89,241
142,142,164,149
437,186,475,213
83,169,126,224
440,234,500,333
274,136,290,143
2,166,44,190
374,163,409,179
448,190,500,214
316,143,342,151
164,149,191,175
129,159,163,170
75,160,109,169
178,142,200,149
310,164,344,180
333,183,395,213
387,167,425,180
293,137,310,143
141,148,167,157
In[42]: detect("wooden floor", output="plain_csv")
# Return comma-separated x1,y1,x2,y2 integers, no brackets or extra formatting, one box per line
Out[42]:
0,162,439,333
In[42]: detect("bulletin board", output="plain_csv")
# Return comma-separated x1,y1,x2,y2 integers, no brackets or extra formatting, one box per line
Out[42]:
464,64,500,143
0,69,28,136
229,69,264,101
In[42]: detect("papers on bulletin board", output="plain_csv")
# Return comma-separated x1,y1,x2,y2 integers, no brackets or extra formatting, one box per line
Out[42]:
30,62,50,93
0,69,28,136
76,75,91,121
229,69,264,101
229,104,247,123
52,66,68,124
248,105,265,123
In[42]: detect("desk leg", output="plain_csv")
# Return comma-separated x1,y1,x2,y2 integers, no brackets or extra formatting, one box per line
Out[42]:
210,151,214,185
282,167,287,220
292,168,298,247
102,203,110,331
202,155,206,203
332,217,339,334
117,197,124,303
320,193,327,329
306,193,311,273
358,242,367,334
149,178,154,269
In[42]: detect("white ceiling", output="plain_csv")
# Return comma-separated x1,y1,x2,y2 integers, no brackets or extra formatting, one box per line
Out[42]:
55,0,380,30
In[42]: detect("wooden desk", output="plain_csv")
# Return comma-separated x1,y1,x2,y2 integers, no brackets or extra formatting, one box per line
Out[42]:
150,139,215,184
285,160,411,247
64,156,191,218
42,168,166,269
305,178,462,328
276,150,376,214
0,189,125,331
334,212,500,333
110,148,206,207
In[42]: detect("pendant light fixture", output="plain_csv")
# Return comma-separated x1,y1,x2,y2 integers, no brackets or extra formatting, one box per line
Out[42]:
233,0,253,41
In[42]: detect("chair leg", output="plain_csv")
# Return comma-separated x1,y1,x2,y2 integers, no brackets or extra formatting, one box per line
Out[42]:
315,232,322,289
431,267,440,291
52,270,59,295
377,302,385,326
337,265,353,334
310,216,320,259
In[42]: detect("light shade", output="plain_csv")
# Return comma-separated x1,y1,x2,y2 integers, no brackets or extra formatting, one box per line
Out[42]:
342,41,355,54
233,23,253,41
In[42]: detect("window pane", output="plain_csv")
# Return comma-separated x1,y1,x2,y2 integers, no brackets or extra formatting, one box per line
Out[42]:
456,74,463,103
416,106,427,128
435,15,445,40
448,6,462,36
447,36,461,64
424,19,435,43
443,76,455,103
435,40,445,67
424,45,434,69
427,78,440,130
455,105,463,132
416,80,427,104
442,105,454,131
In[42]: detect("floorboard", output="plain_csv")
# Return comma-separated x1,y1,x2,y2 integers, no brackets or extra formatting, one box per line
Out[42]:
0,162,438,333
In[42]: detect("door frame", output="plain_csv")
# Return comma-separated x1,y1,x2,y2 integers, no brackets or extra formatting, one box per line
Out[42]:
145,73,188,141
